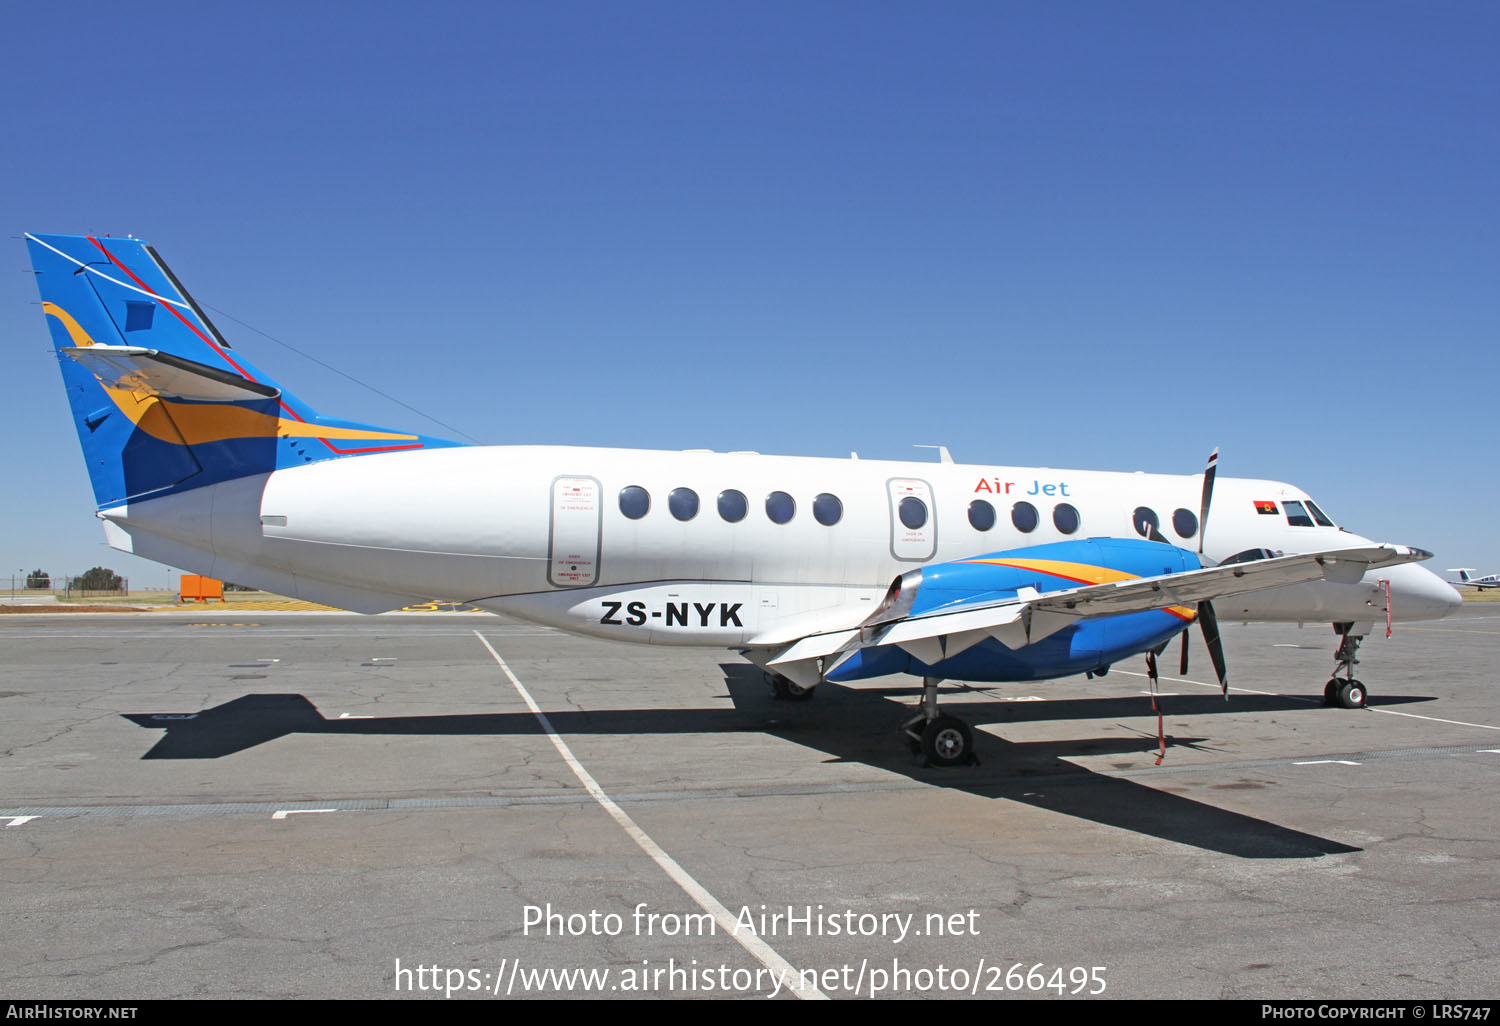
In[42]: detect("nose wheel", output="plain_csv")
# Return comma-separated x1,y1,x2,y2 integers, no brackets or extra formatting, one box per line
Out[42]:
1325,624,1370,709
1324,677,1367,709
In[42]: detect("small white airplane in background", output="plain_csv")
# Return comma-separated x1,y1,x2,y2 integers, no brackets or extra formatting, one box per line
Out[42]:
24,232,1462,767
1448,569,1498,591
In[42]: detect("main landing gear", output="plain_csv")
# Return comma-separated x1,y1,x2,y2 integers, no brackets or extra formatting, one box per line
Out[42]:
901,677,976,768
762,670,975,767
763,670,816,702
1324,623,1369,709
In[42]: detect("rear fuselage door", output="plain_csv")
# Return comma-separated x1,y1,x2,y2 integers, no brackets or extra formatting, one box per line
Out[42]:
887,477,937,562
548,475,601,587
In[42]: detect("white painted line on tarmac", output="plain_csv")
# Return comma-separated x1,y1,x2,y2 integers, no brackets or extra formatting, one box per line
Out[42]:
1364,709,1500,731
338,713,374,719
1294,760,1362,766
1118,669,1315,702
3,816,37,827
271,809,337,820
1119,669,1500,730
473,630,827,1001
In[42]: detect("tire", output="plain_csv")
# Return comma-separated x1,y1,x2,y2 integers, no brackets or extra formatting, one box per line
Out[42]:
1336,679,1367,709
770,673,816,701
921,715,973,767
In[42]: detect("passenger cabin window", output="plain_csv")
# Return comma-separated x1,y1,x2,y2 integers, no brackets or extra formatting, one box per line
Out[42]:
968,499,996,532
1223,547,1279,565
1053,503,1080,534
1011,501,1039,533
1283,500,1315,527
766,491,796,524
1305,499,1336,527
619,485,650,520
1132,506,1159,538
813,493,843,526
668,487,699,522
898,496,928,530
1172,507,1198,539
718,489,747,523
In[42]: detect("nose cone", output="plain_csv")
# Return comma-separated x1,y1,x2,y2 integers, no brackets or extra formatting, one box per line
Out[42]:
1385,562,1464,621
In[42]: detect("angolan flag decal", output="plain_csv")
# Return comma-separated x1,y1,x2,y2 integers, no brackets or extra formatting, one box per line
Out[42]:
1254,500,1279,515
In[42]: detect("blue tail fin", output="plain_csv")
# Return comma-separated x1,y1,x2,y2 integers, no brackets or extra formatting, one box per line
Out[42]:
25,233,459,508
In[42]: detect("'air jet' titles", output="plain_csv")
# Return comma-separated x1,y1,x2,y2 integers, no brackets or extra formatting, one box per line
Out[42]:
975,478,1071,496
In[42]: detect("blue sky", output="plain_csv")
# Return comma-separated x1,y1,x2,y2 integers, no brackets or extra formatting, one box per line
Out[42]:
2,1,1495,588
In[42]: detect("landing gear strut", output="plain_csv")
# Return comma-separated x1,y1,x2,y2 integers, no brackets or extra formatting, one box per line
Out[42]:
764,670,816,702
1325,623,1369,709
901,677,976,767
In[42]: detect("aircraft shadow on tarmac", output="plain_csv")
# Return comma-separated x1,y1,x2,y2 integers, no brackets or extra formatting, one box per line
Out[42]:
120,669,1439,860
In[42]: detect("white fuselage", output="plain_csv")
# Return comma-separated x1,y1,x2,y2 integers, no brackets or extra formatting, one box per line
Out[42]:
99,445,1461,643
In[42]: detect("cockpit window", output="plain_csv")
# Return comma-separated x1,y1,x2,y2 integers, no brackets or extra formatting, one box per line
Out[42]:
1283,500,1315,527
1304,499,1335,527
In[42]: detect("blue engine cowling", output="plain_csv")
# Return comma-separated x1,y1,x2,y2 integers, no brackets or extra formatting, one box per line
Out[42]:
825,538,1202,684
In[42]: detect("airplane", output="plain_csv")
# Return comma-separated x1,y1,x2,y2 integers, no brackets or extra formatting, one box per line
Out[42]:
22,232,1463,767
1447,569,1498,591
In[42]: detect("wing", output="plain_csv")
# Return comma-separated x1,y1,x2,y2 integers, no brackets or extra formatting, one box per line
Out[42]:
748,544,1431,687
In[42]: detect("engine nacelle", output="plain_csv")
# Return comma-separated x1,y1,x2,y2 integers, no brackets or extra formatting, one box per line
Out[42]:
828,537,1203,684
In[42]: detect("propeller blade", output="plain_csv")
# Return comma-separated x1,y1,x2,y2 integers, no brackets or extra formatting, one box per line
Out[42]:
1197,599,1228,698
1178,628,1190,676
1198,447,1218,556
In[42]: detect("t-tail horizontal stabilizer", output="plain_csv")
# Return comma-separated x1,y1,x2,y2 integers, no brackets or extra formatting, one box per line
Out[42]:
26,232,461,508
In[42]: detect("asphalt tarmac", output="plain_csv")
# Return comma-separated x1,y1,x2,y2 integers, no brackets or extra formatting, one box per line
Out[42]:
1,607,1496,999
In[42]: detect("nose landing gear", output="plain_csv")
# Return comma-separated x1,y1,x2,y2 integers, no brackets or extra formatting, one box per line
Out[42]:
1325,622,1369,709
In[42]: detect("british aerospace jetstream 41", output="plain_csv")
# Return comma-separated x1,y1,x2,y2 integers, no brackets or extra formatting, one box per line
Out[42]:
24,233,1461,766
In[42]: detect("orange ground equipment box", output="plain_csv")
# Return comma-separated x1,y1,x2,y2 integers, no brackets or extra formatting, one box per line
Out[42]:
179,575,225,602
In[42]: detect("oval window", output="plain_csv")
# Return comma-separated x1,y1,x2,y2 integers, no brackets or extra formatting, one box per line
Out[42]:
1172,507,1198,539
717,489,747,523
765,491,796,524
668,487,699,522
1011,501,1039,533
1132,506,1159,538
1053,502,1080,534
813,493,843,526
619,485,650,520
898,496,928,530
968,499,996,532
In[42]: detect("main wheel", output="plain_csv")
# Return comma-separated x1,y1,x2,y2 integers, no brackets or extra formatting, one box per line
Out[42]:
769,672,816,701
921,715,974,767
1336,679,1367,709
1323,679,1340,706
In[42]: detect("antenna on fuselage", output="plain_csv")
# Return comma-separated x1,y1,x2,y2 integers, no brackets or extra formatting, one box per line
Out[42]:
914,444,954,464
